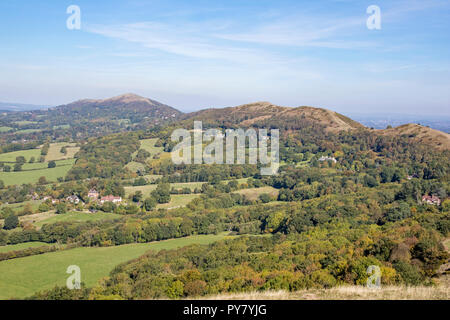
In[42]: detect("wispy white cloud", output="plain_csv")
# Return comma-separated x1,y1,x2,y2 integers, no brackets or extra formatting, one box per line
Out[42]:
86,21,274,64
85,9,377,66
215,14,374,49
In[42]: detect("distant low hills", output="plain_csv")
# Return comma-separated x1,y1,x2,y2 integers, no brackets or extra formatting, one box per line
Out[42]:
0,94,183,139
53,93,181,122
350,113,450,133
0,102,50,112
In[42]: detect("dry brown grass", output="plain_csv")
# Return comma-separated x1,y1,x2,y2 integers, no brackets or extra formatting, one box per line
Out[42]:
235,186,279,201
45,142,80,161
380,124,450,151
201,284,450,300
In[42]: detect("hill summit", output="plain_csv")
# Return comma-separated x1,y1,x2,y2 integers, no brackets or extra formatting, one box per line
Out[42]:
55,93,181,120
185,101,365,132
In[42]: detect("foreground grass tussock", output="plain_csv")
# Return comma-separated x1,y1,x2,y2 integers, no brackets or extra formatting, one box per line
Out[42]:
201,285,450,300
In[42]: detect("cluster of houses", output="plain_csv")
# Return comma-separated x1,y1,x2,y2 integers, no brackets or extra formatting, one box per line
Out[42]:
88,189,122,204
41,189,123,206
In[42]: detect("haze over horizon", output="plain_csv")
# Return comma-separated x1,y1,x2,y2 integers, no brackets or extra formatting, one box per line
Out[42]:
0,0,449,115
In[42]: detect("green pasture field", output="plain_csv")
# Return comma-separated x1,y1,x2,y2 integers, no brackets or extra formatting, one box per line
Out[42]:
0,159,75,186
21,159,75,170
34,211,123,228
157,194,201,209
0,200,43,214
140,138,163,155
16,129,42,134
0,233,234,299
124,182,205,198
53,125,71,130
0,242,51,253
0,148,42,163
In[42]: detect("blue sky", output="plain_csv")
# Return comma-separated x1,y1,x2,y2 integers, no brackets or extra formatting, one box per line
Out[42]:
0,0,449,115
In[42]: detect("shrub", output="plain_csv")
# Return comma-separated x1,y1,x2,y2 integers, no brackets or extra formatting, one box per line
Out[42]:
259,193,272,203
56,203,67,214
3,214,19,230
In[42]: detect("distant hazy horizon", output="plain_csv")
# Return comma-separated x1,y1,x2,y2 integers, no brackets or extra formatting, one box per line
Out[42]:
1,98,450,122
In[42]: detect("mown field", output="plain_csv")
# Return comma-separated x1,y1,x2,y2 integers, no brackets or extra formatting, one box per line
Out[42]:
33,211,123,228
0,233,234,299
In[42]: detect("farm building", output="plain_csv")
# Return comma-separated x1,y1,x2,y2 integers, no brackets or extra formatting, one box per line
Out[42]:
422,195,441,206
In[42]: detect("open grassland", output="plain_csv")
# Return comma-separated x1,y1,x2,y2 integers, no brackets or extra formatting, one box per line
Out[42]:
0,242,51,253
13,121,37,126
202,285,450,300
0,200,43,214
16,129,42,134
125,182,205,198
157,194,201,209
53,125,71,130
0,126,13,133
21,158,74,170
34,211,123,228
127,139,165,172
171,182,205,190
0,148,42,163
18,211,55,228
235,186,279,201
125,161,146,173
0,233,234,299
45,142,80,161
0,159,75,186
142,174,162,182
140,138,163,155
130,138,163,160
125,184,157,197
